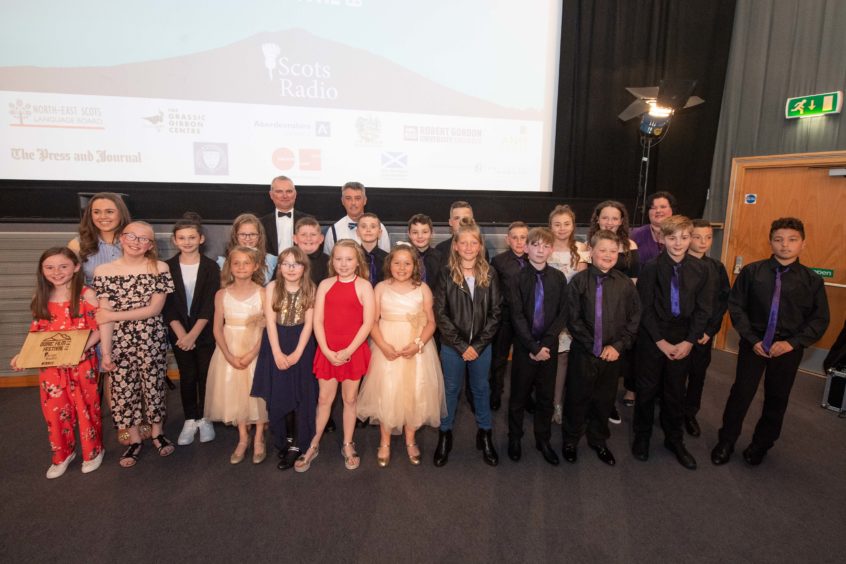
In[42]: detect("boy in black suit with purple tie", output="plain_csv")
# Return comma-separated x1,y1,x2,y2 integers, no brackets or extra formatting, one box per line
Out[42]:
711,217,829,466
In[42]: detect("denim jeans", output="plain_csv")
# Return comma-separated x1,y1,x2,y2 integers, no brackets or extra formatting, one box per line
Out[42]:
439,344,492,431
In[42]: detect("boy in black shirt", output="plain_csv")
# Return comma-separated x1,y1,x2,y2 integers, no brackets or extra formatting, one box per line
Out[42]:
682,219,730,437
407,213,443,291
508,227,568,465
563,230,640,465
712,217,829,466
633,215,713,469
358,212,388,287
490,221,529,410
294,217,328,285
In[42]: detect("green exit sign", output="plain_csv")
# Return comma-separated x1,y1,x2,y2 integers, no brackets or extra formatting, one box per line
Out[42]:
811,268,834,279
785,91,842,119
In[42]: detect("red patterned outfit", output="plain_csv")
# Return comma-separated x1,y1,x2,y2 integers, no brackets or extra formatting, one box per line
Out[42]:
30,295,102,464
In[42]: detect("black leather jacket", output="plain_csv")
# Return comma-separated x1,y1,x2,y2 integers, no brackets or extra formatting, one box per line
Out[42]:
435,268,502,354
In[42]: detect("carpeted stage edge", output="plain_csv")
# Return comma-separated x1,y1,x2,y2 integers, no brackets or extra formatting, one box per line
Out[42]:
1,351,844,564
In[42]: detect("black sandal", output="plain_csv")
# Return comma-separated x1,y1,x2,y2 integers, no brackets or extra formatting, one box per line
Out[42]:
120,442,142,468
152,434,175,457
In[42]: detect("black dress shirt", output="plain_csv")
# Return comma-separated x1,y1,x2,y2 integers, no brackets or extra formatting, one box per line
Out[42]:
307,249,329,285
418,246,444,291
510,264,568,355
567,265,641,355
637,252,713,344
364,246,389,287
698,255,731,337
729,256,829,348
491,250,528,313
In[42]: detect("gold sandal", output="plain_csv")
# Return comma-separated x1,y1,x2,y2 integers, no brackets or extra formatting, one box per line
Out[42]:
342,441,360,470
406,443,421,466
294,444,319,473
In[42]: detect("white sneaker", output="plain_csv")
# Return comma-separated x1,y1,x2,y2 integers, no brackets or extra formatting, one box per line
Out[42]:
177,419,199,445
198,418,216,443
81,449,105,474
46,452,76,479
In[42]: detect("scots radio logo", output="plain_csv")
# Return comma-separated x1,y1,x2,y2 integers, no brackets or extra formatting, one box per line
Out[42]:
261,43,338,101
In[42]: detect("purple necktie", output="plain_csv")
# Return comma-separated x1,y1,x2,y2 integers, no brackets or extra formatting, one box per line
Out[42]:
594,274,607,357
419,256,427,283
762,266,787,353
517,256,526,269
670,263,681,317
531,271,545,340
369,253,377,286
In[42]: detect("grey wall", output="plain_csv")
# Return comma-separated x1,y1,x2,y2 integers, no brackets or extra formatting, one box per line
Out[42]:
704,0,846,221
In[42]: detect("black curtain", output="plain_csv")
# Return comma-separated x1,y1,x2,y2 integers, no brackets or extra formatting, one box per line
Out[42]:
555,0,736,221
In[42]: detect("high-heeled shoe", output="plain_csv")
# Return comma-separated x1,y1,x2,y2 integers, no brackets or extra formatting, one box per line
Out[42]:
252,440,267,464
342,442,360,470
377,444,390,468
406,443,421,466
230,441,249,465
294,444,319,473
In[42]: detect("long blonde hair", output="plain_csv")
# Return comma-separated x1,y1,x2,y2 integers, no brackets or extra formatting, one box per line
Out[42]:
221,246,264,287
327,239,369,279
273,247,316,310
548,205,580,269
448,218,491,288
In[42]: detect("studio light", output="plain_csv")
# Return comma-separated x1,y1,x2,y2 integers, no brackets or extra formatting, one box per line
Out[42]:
618,79,704,221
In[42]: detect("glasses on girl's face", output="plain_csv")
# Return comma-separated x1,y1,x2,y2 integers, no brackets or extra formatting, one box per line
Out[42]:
122,232,152,245
238,233,259,240
280,262,304,270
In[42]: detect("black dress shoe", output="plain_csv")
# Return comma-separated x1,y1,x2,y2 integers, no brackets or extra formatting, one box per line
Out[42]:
476,429,499,466
507,438,521,461
710,441,734,465
632,436,650,461
277,449,300,470
562,443,578,463
684,416,701,437
433,430,453,467
742,443,767,466
664,440,697,470
589,443,616,466
490,395,502,411
536,440,560,466
325,417,336,433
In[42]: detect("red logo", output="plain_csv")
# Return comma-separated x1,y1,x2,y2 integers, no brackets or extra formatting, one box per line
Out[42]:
272,148,321,171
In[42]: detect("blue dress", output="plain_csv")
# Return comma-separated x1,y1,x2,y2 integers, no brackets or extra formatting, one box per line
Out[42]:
251,289,317,452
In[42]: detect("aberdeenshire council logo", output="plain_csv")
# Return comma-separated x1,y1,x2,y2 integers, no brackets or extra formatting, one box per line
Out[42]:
8,99,104,130
261,43,338,100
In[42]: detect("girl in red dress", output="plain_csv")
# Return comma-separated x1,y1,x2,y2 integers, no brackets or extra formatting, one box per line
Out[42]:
295,240,375,472
11,247,103,478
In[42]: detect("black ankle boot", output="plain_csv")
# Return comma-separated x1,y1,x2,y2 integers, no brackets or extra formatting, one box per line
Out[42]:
433,430,453,467
476,429,499,466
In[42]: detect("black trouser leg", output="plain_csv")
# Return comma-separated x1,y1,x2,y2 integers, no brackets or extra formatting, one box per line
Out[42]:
490,317,514,400
719,339,766,446
684,342,712,417
752,347,803,448
659,354,690,445
531,353,557,443
585,357,622,447
508,350,535,440
633,338,664,440
562,348,594,446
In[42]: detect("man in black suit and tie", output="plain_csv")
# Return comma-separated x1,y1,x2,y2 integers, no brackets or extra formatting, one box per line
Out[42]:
260,175,312,257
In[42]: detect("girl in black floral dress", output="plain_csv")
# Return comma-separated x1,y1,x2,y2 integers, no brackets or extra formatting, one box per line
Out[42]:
93,221,174,468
